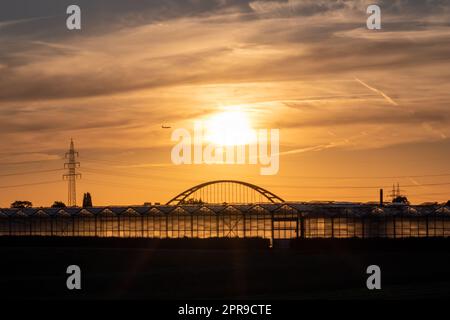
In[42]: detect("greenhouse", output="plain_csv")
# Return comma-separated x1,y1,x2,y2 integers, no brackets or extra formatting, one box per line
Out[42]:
1,203,449,240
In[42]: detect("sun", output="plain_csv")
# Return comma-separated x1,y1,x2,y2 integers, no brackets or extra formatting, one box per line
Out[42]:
204,109,256,146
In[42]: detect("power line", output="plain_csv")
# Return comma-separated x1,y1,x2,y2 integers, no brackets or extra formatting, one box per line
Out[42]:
81,166,192,183
287,173,450,179
0,180,63,189
269,182,450,189
85,158,450,180
1,155,450,180
81,167,165,180
0,159,61,166
82,157,142,165
79,167,450,192
81,179,151,191
285,192,450,200
387,182,450,188
0,168,63,177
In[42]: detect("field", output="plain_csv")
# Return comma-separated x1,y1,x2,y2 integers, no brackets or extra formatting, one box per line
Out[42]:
1,237,450,299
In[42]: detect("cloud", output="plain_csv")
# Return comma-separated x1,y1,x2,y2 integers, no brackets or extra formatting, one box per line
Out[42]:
0,0,449,156
1,0,449,102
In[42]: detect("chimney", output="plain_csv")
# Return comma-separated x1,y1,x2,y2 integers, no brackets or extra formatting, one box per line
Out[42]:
379,189,384,207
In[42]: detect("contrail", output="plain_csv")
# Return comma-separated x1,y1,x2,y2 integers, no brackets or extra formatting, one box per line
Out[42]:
0,15,58,29
408,177,422,187
354,77,398,106
279,143,337,156
279,139,351,157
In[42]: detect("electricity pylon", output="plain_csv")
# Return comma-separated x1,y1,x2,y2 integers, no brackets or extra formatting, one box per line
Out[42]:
63,139,81,206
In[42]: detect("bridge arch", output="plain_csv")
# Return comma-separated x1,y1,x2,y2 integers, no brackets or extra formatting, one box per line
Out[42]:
166,180,284,205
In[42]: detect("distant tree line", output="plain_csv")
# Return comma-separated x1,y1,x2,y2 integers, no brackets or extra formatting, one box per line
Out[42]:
9,191,93,208
180,198,204,205
392,195,409,205
7,195,448,208
51,201,66,208
10,200,33,208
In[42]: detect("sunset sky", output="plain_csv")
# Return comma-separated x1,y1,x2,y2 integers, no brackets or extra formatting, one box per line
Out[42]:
1,0,450,207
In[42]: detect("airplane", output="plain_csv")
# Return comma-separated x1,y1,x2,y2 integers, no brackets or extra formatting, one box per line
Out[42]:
162,125,171,129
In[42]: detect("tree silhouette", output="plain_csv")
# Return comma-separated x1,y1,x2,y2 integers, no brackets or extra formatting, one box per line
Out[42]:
10,200,33,208
393,195,409,205
83,192,93,207
51,201,66,208
180,198,204,205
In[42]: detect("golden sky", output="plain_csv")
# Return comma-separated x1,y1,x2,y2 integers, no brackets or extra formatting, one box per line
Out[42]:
0,0,450,207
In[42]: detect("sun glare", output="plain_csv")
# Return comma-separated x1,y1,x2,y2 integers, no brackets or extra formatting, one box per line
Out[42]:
204,110,256,146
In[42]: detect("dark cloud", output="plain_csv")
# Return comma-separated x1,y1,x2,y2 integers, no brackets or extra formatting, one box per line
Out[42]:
0,0,254,33
0,0,449,102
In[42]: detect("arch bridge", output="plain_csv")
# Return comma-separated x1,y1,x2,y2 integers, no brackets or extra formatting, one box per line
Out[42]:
166,180,284,205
